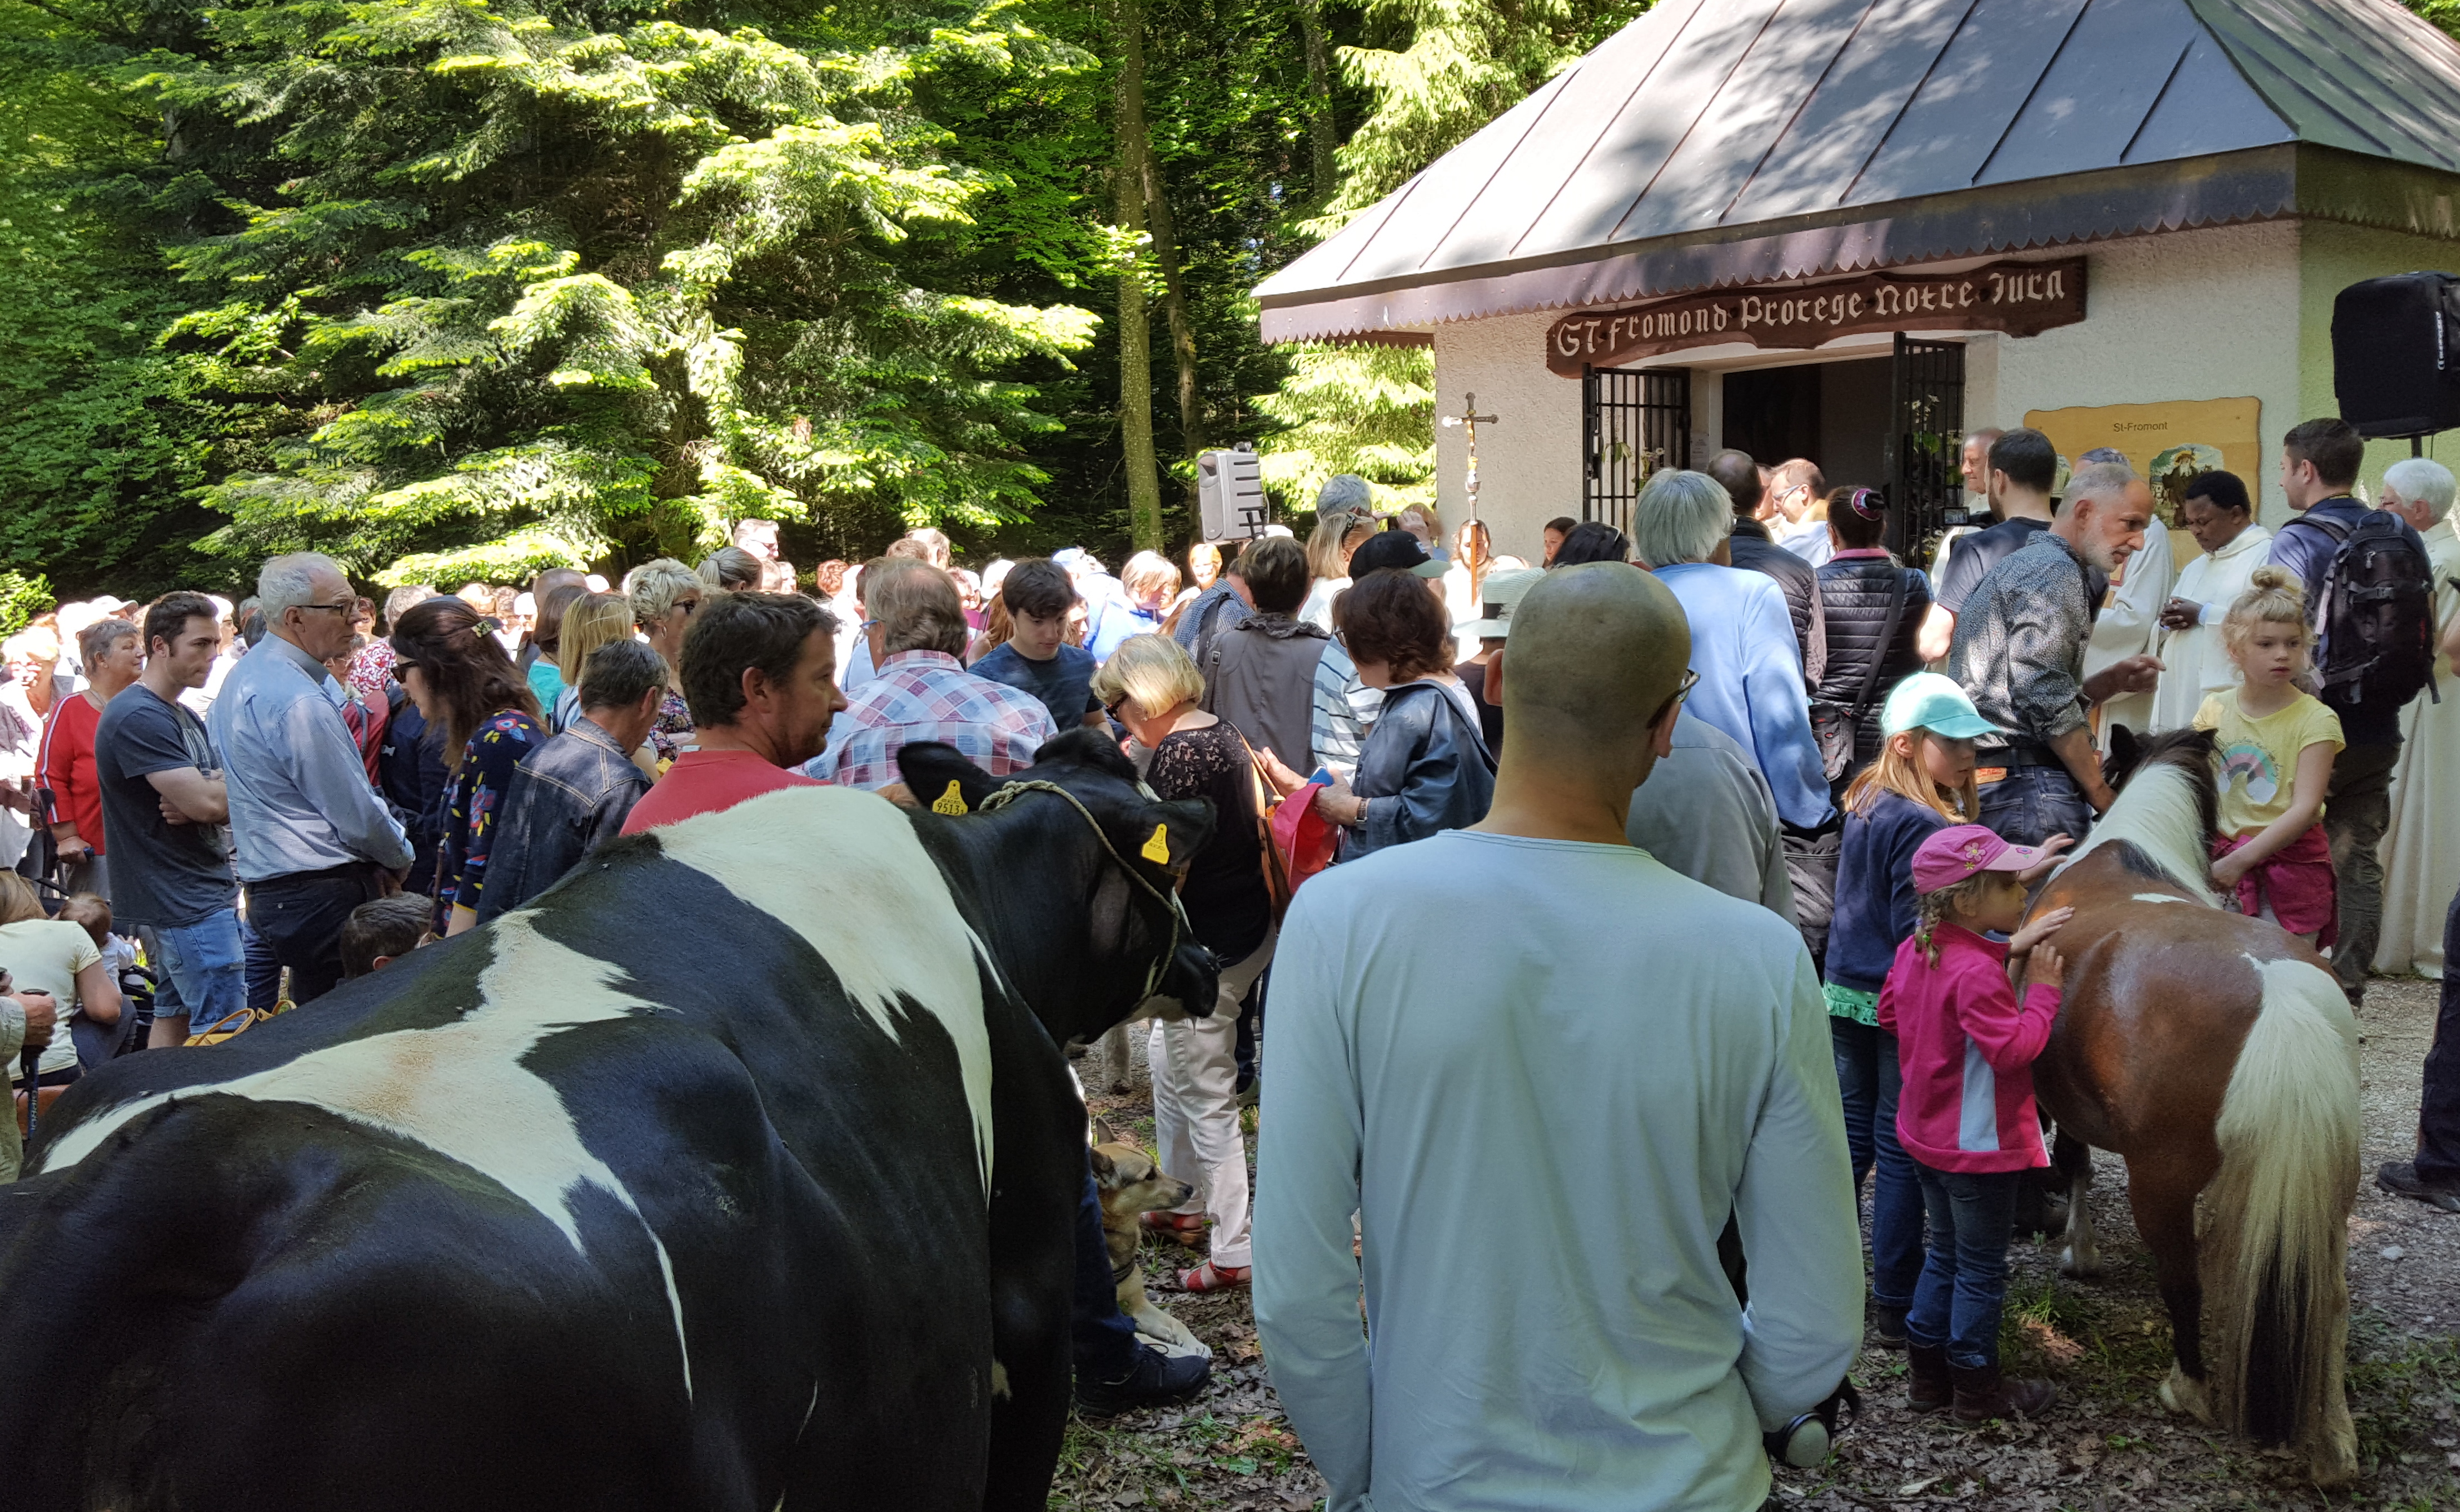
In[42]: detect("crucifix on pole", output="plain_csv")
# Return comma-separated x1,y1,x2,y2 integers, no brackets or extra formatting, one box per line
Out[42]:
1439,392,1498,525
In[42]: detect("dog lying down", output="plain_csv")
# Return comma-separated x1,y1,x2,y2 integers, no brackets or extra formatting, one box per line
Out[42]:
1090,1119,1208,1356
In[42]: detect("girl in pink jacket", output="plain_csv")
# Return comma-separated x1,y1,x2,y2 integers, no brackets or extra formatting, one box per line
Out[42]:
1877,824,2072,1426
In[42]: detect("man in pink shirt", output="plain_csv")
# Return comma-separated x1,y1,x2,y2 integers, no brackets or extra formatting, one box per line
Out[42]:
1878,824,2073,1425
622,592,847,834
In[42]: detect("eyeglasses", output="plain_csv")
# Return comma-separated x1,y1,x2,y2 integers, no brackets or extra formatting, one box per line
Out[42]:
1651,668,1700,727
295,601,356,616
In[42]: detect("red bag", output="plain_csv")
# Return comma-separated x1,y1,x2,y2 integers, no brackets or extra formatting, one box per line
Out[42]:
1269,781,1340,906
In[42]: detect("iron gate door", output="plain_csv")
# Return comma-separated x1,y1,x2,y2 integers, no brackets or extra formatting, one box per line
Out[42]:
1885,335,1965,564
1583,366,1690,540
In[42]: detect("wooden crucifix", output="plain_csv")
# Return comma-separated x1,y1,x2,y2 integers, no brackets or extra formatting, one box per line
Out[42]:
1439,393,1498,523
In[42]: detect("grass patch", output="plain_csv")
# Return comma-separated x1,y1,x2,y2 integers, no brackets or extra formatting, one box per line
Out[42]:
2346,1316,2460,1476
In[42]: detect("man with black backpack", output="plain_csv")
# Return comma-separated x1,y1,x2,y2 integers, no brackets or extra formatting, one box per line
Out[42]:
2267,417,2437,1005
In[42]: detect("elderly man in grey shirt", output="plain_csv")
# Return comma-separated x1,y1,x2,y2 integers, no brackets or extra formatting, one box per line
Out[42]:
209,552,412,1004
1947,463,2163,847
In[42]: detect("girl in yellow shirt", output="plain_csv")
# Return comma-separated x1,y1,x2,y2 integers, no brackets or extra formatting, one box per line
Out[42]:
2192,567,2343,944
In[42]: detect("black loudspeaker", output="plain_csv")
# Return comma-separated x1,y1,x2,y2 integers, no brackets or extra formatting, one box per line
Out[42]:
2333,272,2460,438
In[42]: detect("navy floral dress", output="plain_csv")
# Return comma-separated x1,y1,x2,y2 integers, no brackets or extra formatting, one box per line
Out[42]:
437,707,547,929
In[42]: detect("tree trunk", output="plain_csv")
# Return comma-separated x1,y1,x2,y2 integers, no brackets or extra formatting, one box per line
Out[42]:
1297,0,1338,204
1139,139,1206,501
1112,0,1164,552
1117,0,1202,531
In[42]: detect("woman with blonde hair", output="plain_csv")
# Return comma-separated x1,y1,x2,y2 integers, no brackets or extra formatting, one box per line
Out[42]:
1298,513,1375,630
624,558,703,762
551,593,647,732
0,871,122,1098
1092,634,1273,1292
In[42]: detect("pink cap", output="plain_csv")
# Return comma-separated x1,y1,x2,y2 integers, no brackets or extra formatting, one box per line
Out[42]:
1911,824,2050,895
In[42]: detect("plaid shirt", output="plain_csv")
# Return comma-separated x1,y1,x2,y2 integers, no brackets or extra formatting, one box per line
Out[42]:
1947,529,2094,749
805,650,1057,791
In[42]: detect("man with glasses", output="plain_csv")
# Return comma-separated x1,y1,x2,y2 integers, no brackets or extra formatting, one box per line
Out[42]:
1256,563,1860,1512
208,552,412,1005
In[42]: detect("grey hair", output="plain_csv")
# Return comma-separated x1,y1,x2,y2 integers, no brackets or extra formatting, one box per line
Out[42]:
258,553,344,616
77,617,138,666
2059,461,2139,515
1316,473,1373,516
383,584,436,631
624,558,702,625
1630,470,1734,567
577,637,669,712
2384,457,2457,522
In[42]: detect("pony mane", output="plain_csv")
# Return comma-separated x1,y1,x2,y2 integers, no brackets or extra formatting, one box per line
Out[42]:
2066,728,2221,905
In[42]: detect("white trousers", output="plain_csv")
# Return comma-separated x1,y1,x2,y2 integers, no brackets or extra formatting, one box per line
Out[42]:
1146,926,1274,1270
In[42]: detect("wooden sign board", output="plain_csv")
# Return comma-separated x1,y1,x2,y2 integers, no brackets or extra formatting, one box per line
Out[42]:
1545,258,2086,377
2025,396,2263,570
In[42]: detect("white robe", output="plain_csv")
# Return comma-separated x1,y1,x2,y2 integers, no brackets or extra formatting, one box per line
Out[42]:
2147,522,2275,733
2085,516,2178,744
2374,516,2460,977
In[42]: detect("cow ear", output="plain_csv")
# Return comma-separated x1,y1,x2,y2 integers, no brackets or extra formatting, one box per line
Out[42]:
1128,796,1214,876
896,741,999,816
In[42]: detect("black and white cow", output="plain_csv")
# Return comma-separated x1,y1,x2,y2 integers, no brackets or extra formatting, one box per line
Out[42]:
0,729,1215,1512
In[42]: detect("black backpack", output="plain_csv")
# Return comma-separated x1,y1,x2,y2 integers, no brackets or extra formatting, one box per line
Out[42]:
2299,510,2437,710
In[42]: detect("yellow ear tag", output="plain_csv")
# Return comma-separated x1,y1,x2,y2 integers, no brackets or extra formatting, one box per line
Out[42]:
1141,824,1171,865
930,780,969,816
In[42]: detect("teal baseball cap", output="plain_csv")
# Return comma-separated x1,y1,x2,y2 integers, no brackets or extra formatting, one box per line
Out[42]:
1880,672,2002,740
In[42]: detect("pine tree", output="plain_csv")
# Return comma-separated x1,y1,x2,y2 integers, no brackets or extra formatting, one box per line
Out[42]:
1255,0,1646,514
137,0,1102,583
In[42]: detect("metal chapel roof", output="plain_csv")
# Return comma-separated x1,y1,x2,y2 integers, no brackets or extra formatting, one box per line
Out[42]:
1257,0,2460,342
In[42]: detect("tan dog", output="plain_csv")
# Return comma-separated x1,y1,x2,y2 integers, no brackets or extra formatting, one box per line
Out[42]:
1089,1119,1206,1353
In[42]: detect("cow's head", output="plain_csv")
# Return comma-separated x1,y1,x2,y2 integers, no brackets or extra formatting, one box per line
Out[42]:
898,729,1220,1046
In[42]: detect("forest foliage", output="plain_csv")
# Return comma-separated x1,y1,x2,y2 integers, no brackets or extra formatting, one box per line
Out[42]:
8,0,2454,597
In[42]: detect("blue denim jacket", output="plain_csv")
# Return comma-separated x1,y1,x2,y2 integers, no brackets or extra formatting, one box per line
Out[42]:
472,717,650,924
1339,680,1496,860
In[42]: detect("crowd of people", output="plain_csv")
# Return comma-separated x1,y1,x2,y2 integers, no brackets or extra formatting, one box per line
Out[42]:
3,412,2459,1504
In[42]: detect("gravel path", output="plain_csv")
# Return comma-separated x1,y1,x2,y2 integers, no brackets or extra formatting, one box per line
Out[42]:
1052,977,2460,1511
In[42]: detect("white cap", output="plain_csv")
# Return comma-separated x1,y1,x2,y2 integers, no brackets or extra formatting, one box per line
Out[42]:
1464,567,1545,640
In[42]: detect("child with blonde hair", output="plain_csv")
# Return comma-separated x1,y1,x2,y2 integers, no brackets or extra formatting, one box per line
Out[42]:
1821,673,2069,1349
2193,567,2343,945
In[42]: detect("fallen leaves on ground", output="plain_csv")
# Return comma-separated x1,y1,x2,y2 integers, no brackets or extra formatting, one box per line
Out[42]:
1053,981,2460,1510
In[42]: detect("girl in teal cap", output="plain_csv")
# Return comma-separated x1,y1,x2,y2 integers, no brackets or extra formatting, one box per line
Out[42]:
1821,673,2068,1362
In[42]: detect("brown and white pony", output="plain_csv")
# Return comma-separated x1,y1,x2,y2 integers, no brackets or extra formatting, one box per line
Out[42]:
2030,728,2361,1486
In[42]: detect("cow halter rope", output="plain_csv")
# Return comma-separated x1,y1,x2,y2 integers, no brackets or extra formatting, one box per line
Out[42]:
974,780,1191,1001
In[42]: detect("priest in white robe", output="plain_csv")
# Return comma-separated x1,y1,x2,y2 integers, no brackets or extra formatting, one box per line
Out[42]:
2148,472,2272,733
2375,457,2460,977
2085,514,2176,745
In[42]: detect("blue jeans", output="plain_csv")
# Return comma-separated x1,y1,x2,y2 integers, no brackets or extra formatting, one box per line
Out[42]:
241,916,282,1014
1977,763,2093,850
1908,1163,2021,1369
147,908,247,1029
1072,1160,1142,1380
1831,1018,1924,1311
